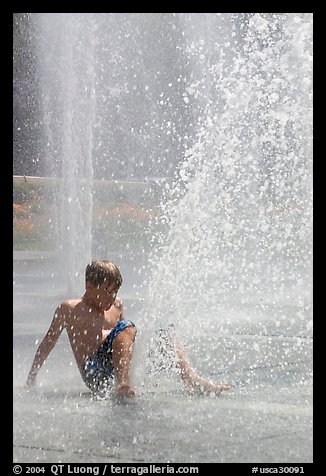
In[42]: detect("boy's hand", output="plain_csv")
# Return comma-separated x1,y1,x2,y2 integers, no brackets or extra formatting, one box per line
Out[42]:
115,383,136,398
25,374,36,388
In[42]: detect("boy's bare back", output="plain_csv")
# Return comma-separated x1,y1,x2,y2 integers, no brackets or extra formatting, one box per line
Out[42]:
55,297,124,368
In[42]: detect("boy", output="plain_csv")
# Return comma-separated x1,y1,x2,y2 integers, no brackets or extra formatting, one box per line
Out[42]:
26,259,230,398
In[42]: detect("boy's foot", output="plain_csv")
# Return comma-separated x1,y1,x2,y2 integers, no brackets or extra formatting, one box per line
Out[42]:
202,382,231,394
212,383,231,395
188,382,231,396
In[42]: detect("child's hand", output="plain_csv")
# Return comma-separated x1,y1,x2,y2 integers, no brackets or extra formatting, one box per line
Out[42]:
25,382,35,389
25,374,36,388
115,383,136,398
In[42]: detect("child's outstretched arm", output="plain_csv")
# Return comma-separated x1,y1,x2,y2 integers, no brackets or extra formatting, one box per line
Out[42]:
174,338,230,396
26,306,65,387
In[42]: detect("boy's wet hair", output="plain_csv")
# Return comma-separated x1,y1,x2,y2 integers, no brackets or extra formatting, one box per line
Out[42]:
85,260,122,288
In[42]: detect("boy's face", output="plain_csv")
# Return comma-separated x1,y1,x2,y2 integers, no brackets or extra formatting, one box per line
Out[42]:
94,282,120,311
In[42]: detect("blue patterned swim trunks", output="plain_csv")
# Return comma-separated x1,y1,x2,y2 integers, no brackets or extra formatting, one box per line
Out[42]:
79,319,135,393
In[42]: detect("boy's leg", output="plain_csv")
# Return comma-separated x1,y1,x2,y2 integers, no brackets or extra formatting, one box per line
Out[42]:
112,325,137,397
173,335,231,395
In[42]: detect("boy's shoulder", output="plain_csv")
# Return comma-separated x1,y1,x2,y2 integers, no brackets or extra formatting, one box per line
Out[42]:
57,298,82,313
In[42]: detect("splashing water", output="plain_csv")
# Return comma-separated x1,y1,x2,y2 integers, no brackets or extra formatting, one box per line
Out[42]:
144,13,312,344
36,13,97,293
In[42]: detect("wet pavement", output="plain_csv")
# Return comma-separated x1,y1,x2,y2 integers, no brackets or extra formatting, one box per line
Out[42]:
13,253,313,464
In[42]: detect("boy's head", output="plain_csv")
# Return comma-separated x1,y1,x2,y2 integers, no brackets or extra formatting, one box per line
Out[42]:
85,259,122,289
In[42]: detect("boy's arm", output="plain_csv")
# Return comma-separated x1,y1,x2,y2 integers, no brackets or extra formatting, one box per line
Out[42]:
26,306,65,387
